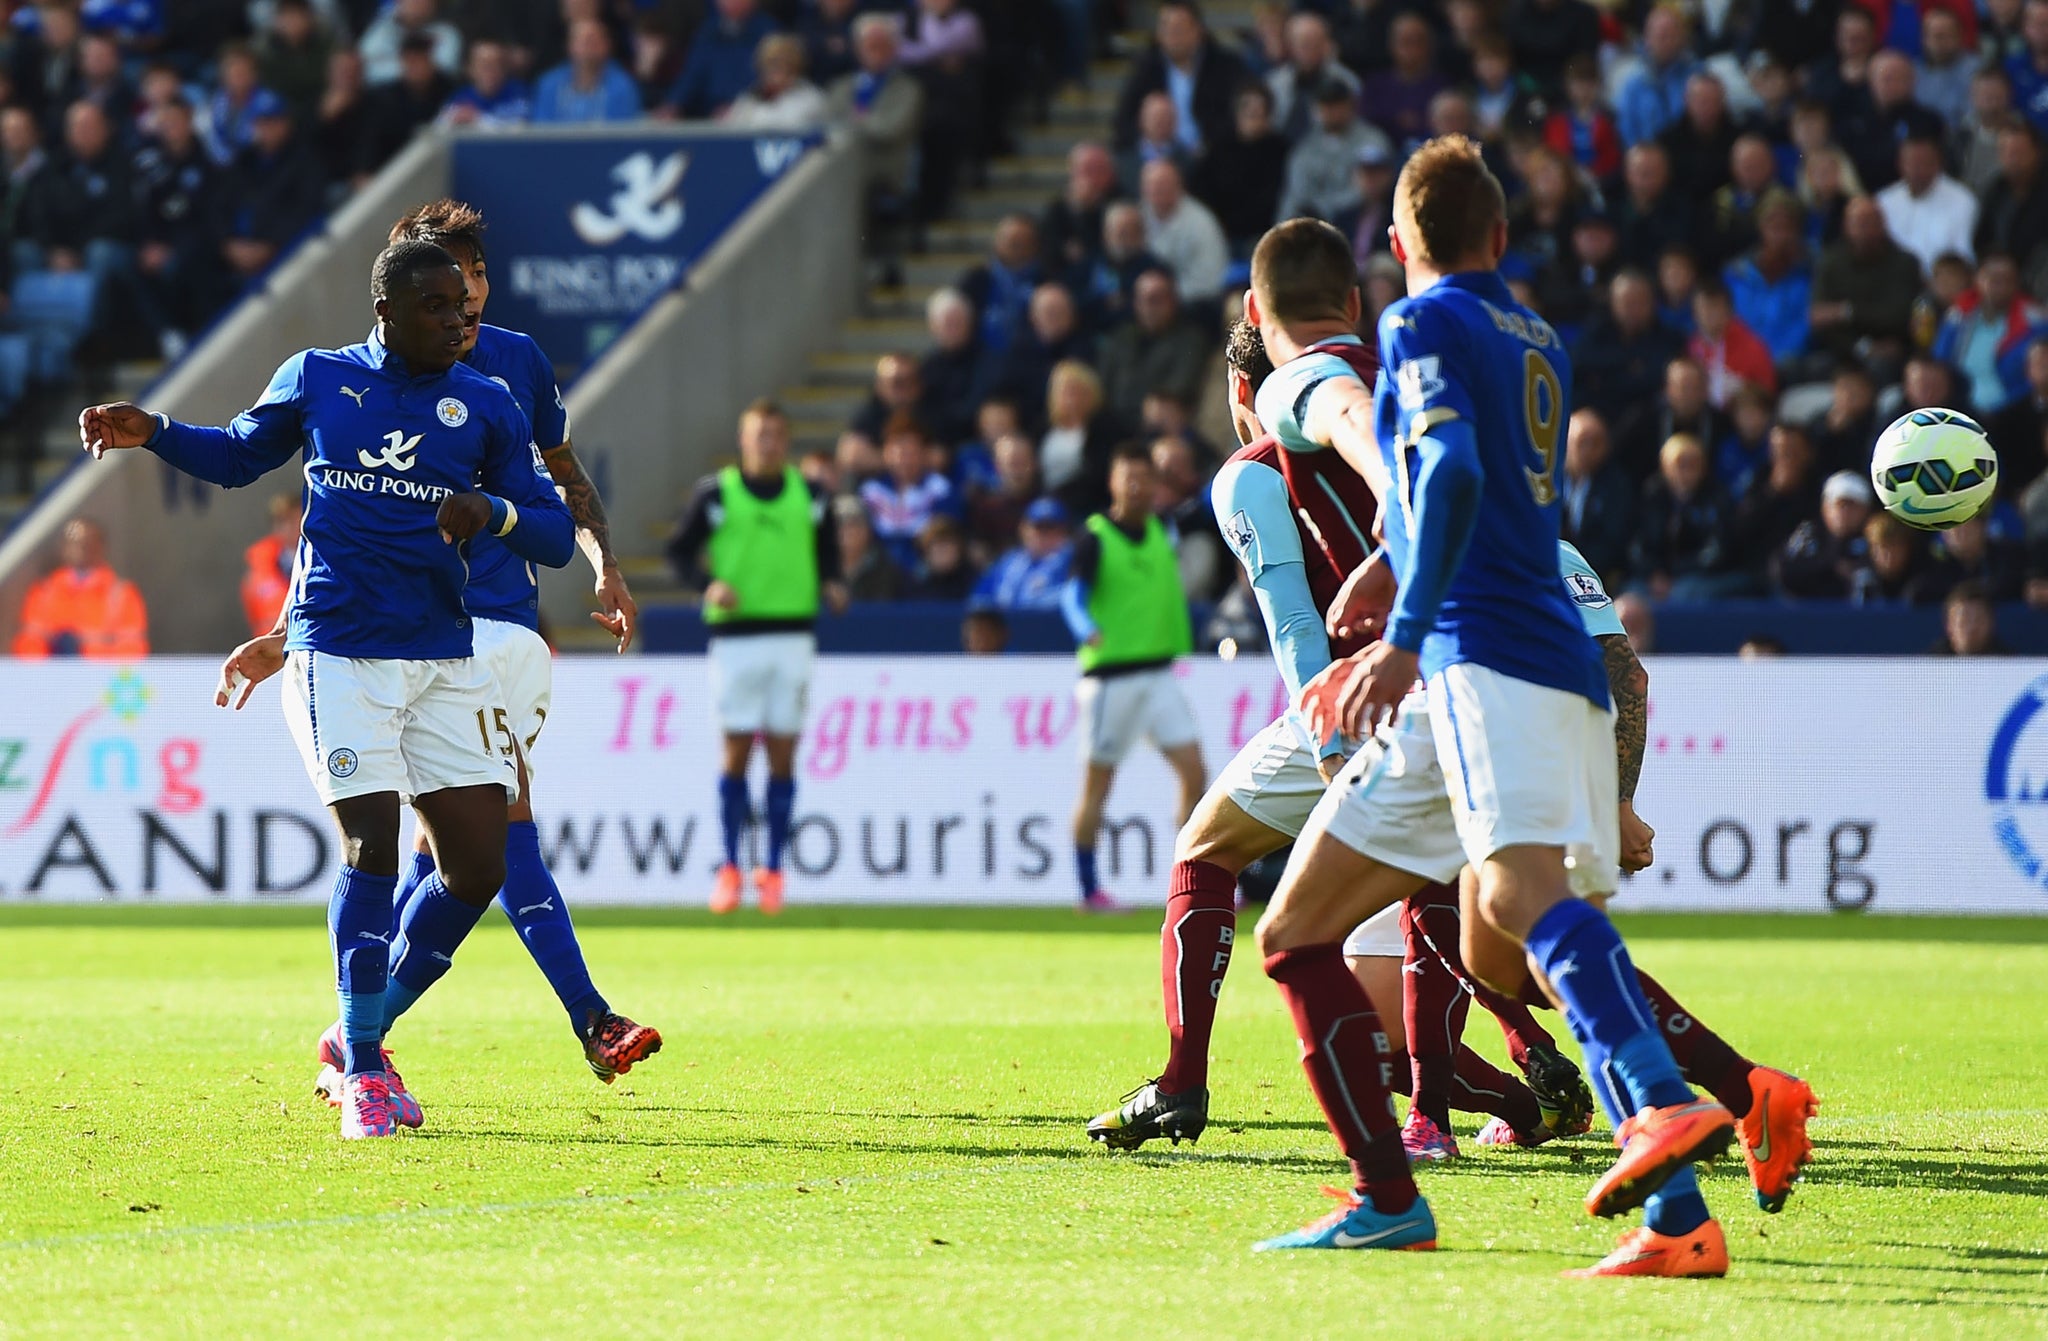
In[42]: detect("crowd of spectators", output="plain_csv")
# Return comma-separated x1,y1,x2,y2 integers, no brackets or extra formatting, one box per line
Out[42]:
794,0,2048,633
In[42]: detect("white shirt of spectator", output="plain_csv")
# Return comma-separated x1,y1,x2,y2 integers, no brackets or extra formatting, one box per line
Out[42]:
1875,171,1979,278
1042,426,1086,490
1143,194,1230,305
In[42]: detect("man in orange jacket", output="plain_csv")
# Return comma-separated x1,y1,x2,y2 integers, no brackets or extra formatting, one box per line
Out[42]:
241,494,302,636
12,518,149,658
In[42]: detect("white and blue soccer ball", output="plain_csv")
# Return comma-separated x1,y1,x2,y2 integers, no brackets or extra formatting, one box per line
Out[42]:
1868,407,1999,531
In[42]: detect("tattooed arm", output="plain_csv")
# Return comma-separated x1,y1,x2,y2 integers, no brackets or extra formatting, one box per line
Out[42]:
1599,631,1655,873
543,442,639,652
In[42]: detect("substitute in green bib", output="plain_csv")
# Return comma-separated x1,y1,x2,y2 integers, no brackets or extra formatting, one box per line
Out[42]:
1058,442,1208,912
666,399,848,914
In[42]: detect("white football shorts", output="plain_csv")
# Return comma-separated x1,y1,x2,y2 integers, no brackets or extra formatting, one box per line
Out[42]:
282,649,517,806
1214,717,1328,837
708,631,816,736
1075,666,1200,766
1342,904,1405,959
474,617,553,792
1428,663,1620,899
1307,691,1468,887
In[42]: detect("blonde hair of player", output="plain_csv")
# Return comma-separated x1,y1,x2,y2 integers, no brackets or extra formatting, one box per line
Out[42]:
1389,134,1509,287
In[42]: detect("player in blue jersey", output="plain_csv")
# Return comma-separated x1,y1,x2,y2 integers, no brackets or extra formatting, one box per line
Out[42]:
80,241,577,1139
1266,138,1736,1267
217,201,662,1091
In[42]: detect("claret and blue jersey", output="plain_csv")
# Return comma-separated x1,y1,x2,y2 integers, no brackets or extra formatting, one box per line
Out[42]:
458,323,572,630
145,336,573,661
1371,271,1609,709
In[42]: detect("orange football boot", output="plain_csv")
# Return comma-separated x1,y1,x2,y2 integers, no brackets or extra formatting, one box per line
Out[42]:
710,863,743,914
1737,1066,1819,1212
1585,1098,1736,1218
753,867,785,915
1564,1220,1729,1279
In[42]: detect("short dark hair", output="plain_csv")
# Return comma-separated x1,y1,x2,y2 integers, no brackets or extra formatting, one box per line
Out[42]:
1108,441,1154,469
742,397,785,424
1947,578,1993,610
1393,135,1506,268
390,198,487,262
1251,217,1358,325
1693,274,1731,304
882,410,927,442
1224,319,1275,392
1157,0,1205,25
371,240,459,302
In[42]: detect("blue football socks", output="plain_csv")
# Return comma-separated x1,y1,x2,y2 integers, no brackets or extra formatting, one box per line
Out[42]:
764,777,796,873
498,819,607,1028
1075,846,1099,900
718,774,750,868
328,865,397,1075
392,846,437,929
382,873,489,1032
1524,898,1691,1110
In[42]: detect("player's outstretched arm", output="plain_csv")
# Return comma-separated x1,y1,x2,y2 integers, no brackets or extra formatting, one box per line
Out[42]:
542,441,638,652
78,403,160,457
85,356,310,486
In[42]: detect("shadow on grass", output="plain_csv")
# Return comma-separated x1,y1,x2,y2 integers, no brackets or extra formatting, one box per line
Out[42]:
1799,1138,2048,1198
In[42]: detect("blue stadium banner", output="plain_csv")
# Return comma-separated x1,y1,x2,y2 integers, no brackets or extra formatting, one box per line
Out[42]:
451,130,820,373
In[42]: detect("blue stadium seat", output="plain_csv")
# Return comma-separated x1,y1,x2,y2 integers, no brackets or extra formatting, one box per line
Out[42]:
10,271,100,382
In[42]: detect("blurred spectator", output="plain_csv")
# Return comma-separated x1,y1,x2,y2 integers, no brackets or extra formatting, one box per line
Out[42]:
217,89,325,285
1140,159,1228,310
958,214,1041,359
1041,358,1118,513
1657,73,1737,204
534,19,644,122
1738,634,1787,657
1616,142,1692,269
1714,383,1777,500
1343,141,1397,268
1730,422,1823,579
1113,0,1246,155
860,413,962,571
967,429,1041,554
1916,8,1979,125
11,519,148,658
1619,357,1728,479
663,0,779,120
1614,590,1656,651
1777,469,1877,598
725,34,826,131
800,0,861,87
132,93,220,358
258,0,335,125
995,283,1091,420
1077,201,1163,331
1704,134,1796,266
1140,391,1218,466
359,0,463,85
360,33,456,170
2011,0,2048,131
7,3,83,132
1151,434,1222,597
1276,77,1388,225
1656,246,1700,333
1118,91,1195,196
1360,13,1445,152
826,14,922,279
1816,363,1880,471
1505,0,1602,96
241,493,302,635
1811,196,1924,366
1560,407,1634,580
1043,142,1119,277
1689,276,1776,404
202,44,262,166
972,496,1073,609
1098,267,1210,424
1975,124,2048,284
963,605,1008,653
1543,57,1622,181
848,353,931,452
833,495,906,601
910,515,978,599
1797,144,1860,249
1632,432,1738,599
1724,197,1813,369
1900,351,1965,414
1955,67,2018,194
1934,252,2044,414
73,33,134,128
22,101,137,293
1575,270,1685,428
1930,579,2010,653
1267,11,1358,143
1507,145,1579,275
1617,5,1698,148
440,39,531,128
1811,5,1878,113
1851,512,1934,603
1876,133,1980,276
919,288,983,446
315,49,370,183
1469,38,1539,142
1989,336,2048,491
1924,512,2027,601
1844,51,1945,192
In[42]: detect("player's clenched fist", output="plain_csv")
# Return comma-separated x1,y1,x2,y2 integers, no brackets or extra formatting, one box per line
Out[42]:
1326,549,1395,642
436,492,493,543
78,402,159,458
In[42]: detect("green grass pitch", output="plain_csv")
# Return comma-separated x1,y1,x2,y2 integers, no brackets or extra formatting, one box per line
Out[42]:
0,907,2044,1338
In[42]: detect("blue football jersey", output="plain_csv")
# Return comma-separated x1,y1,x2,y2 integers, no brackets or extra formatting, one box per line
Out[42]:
1373,271,1608,708
147,339,573,659
459,324,572,628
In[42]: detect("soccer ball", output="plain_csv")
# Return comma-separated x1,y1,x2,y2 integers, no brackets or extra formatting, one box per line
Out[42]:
1868,408,1999,531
